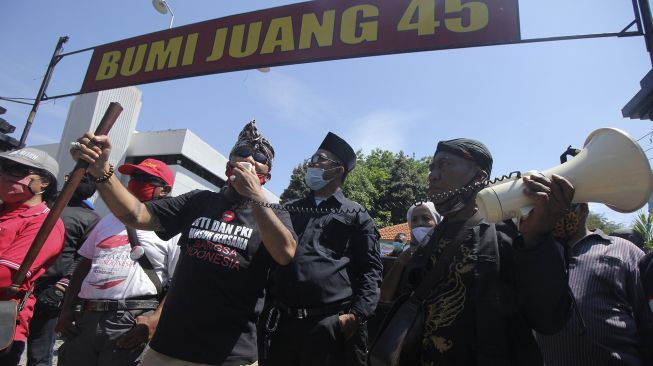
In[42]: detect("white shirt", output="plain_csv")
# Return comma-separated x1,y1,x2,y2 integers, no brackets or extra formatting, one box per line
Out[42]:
78,214,180,300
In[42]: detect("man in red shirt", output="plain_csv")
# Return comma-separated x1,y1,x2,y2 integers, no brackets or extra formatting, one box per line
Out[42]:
0,148,65,366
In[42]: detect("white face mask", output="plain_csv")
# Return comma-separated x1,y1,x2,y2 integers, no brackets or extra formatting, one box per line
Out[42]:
411,227,432,244
304,167,334,191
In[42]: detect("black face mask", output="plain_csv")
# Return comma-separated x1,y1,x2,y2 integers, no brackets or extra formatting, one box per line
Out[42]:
433,173,485,216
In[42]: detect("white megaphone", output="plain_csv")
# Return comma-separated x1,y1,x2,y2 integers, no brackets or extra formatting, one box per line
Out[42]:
476,128,653,222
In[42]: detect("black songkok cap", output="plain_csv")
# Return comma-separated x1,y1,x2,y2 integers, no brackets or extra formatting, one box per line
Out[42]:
230,120,275,169
436,138,493,175
319,132,356,172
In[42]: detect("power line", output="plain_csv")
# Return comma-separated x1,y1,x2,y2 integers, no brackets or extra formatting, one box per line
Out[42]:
0,97,34,106
637,130,653,142
0,96,35,101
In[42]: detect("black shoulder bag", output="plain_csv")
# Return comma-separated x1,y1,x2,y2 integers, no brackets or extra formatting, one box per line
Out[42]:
368,213,483,366
125,227,163,296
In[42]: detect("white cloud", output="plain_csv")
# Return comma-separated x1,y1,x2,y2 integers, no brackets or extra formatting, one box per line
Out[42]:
27,132,59,145
248,71,341,130
39,101,71,122
347,110,424,153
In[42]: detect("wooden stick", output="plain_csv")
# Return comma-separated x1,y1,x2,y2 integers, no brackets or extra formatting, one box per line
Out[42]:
6,102,123,296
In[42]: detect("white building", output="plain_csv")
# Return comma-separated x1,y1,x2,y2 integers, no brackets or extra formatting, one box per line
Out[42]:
55,87,142,183
34,87,278,217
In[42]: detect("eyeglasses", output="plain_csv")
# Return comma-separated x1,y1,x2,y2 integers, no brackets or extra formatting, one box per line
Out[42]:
309,153,341,166
130,173,166,186
232,146,269,165
0,162,37,178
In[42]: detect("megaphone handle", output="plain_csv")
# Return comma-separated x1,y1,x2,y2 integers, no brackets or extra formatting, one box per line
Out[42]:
514,206,533,232
519,206,534,220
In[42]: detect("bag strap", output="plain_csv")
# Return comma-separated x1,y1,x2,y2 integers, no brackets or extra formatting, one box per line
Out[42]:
413,212,484,301
16,284,34,312
125,227,163,295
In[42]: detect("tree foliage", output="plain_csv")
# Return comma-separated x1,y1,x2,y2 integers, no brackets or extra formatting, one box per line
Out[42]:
279,162,310,203
586,211,623,234
632,211,653,251
280,149,431,227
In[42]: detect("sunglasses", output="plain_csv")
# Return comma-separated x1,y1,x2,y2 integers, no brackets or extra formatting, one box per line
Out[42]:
130,173,166,186
233,146,269,165
309,153,341,166
0,162,38,178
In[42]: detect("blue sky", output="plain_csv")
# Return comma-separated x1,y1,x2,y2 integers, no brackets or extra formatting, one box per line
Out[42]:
2,0,653,226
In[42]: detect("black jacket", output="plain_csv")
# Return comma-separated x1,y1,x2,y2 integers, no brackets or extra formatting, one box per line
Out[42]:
35,201,99,292
274,190,383,318
401,218,571,365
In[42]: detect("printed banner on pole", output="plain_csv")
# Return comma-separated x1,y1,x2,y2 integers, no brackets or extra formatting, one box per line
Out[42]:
81,0,520,93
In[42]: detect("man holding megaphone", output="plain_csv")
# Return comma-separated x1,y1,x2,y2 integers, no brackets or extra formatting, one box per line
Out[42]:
389,138,574,365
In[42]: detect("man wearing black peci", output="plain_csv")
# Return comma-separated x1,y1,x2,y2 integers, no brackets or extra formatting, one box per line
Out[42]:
264,132,383,366
387,138,574,365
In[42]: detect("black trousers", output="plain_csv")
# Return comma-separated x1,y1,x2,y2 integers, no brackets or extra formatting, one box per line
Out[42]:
0,341,25,366
57,309,151,366
27,301,60,366
262,312,368,366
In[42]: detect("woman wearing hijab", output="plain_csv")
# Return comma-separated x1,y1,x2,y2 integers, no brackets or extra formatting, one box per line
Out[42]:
379,202,441,303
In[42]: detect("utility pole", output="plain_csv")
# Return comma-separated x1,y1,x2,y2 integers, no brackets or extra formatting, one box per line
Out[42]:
19,36,69,147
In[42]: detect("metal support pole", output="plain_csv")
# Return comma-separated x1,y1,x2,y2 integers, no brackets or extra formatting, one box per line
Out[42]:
19,36,69,147
637,0,653,66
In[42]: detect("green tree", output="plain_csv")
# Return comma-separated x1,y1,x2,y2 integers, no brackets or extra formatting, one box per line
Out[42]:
632,211,653,251
279,162,309,203
378,152,427,224
409,154,431,200
343,160,385,224
586,211,623,234
279,149,431,228
357,149,395,227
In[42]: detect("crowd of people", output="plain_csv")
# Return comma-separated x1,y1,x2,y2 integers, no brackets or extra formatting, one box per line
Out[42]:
0,121,651,366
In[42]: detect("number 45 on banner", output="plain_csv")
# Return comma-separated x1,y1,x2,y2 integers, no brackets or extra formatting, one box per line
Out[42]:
398,0,489,35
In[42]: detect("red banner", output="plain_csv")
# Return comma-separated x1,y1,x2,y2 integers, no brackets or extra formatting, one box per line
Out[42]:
81,0,520,93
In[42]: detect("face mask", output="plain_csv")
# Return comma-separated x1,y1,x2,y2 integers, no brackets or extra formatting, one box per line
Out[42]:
304,167,334,191
225,166,268,185
411,227,431,243
128,180,158,202
433,175,483,216
553,210,581,240
0,175,35,203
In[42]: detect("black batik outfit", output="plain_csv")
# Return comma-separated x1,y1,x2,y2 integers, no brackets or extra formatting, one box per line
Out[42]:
144,189,296,365
266,190,383,366
399,218,571,366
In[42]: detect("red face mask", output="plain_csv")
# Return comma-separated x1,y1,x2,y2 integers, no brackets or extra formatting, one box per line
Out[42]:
0,175,34,203
225,166,269,185
128,180,158,202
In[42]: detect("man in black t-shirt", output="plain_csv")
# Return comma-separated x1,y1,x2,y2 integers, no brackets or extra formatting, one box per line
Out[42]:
70,121,297,366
